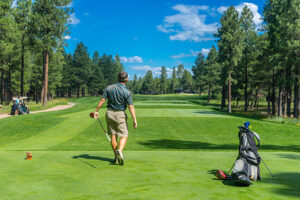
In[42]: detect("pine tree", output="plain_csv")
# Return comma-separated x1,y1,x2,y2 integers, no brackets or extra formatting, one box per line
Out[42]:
140,70,153,94
176,64,184,85
30,0,71,105
215,6,244,113
160,66,167,94
0,0,17,104
192,53,205,95
88,51,105,96
132,74,138,94
240,6,258,112
204,46,220,103
14,0,32,96
181,70,193,92
73,42,91,98
170,67,178,93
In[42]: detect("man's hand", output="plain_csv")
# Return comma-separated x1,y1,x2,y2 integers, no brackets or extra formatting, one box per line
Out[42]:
133,120,137,129
128,105,137,129
94,111,98,118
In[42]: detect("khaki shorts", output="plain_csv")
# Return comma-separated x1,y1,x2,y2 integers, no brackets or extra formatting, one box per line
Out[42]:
105,109,128,137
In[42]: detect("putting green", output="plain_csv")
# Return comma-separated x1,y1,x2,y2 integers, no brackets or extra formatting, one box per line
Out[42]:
0,95,299,200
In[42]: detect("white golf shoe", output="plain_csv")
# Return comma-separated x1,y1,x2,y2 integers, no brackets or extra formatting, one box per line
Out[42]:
115,150,124,165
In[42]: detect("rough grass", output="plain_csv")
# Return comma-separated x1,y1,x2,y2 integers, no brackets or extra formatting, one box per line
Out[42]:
0,94,299,199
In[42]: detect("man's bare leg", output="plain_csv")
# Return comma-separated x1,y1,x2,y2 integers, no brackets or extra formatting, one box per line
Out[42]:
111,134,118,162
118,137,128,152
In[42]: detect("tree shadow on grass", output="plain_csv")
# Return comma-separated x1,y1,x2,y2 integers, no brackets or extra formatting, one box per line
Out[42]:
276,153,300,160
264,172,300,198
192,110,225,115
189,100,266,120
139,139,237,150
139,139,300,151
72,154,114,168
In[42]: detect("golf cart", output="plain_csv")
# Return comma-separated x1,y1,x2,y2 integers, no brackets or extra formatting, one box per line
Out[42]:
11,97,30,115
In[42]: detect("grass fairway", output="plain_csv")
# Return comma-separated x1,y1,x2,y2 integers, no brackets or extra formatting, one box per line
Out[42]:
0,95,300,200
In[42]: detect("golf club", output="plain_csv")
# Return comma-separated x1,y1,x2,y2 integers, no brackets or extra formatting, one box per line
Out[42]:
90,112,111,142
228,155,239,173
261,158,274,177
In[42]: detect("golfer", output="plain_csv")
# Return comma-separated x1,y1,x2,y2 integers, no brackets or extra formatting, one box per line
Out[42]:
94,72,137,165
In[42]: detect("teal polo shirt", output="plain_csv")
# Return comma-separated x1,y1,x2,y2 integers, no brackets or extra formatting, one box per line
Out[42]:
102,83,133,111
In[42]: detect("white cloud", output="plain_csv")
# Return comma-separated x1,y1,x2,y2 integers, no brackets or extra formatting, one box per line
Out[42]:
157,4,218,42
120,56,143,63
70,13,80,25
131,65,151,71
131,65,173,77
66,1,74,7
217,6,228,14
63,35,71,40
171,48,210,59
171,53,187,59
201,48,210,56
217,3,262,25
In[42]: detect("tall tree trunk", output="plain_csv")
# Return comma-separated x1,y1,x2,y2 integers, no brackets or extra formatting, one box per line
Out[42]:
21,34,25,96
278,78,282,117
1,69,4,104
250,101,254,109
221,84,226,110
82,87,85,97
282,87,286,117
6,66,11,105
228,73,232,113
77,85,80,98
198,87,201,96
294,65,299,118
271,68,276,115
42,50,49,106
254,90,258,109
286,64,292,117
267,66,271,117
35,79,39,103
236,97,239,108
68,88,71,98
244,63,248,112
207,84,211,104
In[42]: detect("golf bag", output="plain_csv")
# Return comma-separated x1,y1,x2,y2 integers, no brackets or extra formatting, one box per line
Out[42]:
11,103,18,115
231,126,261,186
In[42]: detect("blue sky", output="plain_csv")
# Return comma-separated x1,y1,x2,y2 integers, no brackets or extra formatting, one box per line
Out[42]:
65,0,265,79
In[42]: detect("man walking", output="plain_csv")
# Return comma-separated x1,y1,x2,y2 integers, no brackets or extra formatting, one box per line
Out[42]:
94,72,137,165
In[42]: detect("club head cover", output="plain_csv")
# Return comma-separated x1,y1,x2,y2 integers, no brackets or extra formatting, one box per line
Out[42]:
90,112,95,118
216,170,227,179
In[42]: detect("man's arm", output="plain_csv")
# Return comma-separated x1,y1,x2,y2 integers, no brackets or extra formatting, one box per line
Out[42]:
94,98,106,118
128,104,137,129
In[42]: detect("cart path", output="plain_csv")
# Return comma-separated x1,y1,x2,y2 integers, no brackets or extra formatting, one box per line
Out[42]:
0,102,76,120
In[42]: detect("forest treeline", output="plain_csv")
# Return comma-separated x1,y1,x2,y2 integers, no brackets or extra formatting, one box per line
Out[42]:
0,0,124,105
128,1,300,119
0,0,299,118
